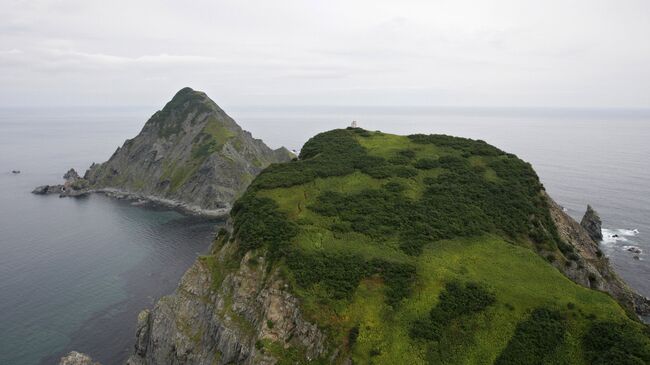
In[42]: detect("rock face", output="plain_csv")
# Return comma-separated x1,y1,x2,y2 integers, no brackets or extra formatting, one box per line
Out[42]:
31,168,89,197
64,168,81,181
546,194,649,315
580,204,603,242
126,231,327,365
59,351,100,365
83,87,292,212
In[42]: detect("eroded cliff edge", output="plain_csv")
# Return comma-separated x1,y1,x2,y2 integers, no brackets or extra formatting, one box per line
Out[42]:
545,194,650,316
126,229,328,365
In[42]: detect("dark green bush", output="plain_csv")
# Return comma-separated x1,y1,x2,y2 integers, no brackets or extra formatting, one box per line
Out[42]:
232,196,297,261
582,321,650,365
285,249,415,305
398,149,416,159
413,158,439,169
495,308,567,365
408,134,504,156
411,282,495,341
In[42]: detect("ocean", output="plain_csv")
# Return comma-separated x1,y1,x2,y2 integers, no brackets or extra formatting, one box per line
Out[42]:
0,105,648,364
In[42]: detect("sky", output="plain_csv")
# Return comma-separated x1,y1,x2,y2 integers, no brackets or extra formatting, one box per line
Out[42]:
1,0,649,108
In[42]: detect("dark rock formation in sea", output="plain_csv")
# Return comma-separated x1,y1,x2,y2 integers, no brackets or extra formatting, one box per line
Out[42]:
33,88,293,215
32,168,88,197
59,351,100,365
580,204,603,242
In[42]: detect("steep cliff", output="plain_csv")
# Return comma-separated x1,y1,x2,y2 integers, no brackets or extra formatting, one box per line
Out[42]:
546,195,649,315
126,129,650,365
77,87,291,213
126,229,327,365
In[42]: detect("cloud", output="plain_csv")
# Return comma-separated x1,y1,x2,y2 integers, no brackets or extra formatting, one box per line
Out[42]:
0,0,648,107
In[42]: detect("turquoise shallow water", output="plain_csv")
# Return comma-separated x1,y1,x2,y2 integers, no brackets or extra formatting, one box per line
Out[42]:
0,106,648,364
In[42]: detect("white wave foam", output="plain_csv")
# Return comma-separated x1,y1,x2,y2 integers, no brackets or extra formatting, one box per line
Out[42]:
601,228,629,245
616,228,640,236
623,245,642,254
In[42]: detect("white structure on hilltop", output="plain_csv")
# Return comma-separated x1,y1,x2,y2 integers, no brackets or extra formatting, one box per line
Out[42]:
350,120,358,128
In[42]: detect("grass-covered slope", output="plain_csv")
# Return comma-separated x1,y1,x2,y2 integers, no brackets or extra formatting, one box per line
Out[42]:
220,128,649,364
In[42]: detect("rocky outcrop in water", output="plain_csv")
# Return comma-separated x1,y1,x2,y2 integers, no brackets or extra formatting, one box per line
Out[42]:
32,168,88,197
580,204,603,242
59,351,100,365
126,230,327,365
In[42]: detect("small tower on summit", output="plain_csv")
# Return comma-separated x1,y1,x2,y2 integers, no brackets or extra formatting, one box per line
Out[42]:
350,120,358,128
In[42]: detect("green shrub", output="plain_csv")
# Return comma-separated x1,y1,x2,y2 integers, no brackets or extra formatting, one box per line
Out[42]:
408,134,504,156
232,196,297,261
582,321,650,365
411,282,495,341
495,308,567,365
413,158,439,169
285,249,415,305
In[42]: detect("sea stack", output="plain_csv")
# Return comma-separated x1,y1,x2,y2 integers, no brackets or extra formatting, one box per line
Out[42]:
580,204,603,242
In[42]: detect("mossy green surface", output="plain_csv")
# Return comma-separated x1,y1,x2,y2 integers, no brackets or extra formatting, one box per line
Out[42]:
225,128,649,364
159,114,238,192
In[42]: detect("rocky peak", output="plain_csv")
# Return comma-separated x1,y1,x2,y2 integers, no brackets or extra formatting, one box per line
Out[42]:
580,204,603,242
63,168,81,182
79,87,293,212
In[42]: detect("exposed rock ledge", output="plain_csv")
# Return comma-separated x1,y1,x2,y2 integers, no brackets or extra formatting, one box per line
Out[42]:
546,193,650,317
126,230,327,365
32,178,229,218
97,188,229,218
59,351,100,365
32,168,89,198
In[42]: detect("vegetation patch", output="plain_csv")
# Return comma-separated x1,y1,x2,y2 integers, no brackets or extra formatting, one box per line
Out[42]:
232,196,297,262
411,281,496,341
582,320,650,364
494,308,567,365
285,249,415,306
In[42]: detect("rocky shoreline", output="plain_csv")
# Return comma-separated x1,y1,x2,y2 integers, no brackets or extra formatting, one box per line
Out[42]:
32,183,229,218
96,188,230,218
32,168,229,218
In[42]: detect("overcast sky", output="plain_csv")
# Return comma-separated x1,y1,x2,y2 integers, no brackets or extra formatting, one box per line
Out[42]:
1,0,649,108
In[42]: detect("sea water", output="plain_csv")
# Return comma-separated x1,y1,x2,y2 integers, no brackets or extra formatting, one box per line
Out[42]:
0,108,219,364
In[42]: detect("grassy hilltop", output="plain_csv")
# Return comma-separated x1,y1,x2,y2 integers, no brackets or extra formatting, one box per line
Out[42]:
207,128,649,364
